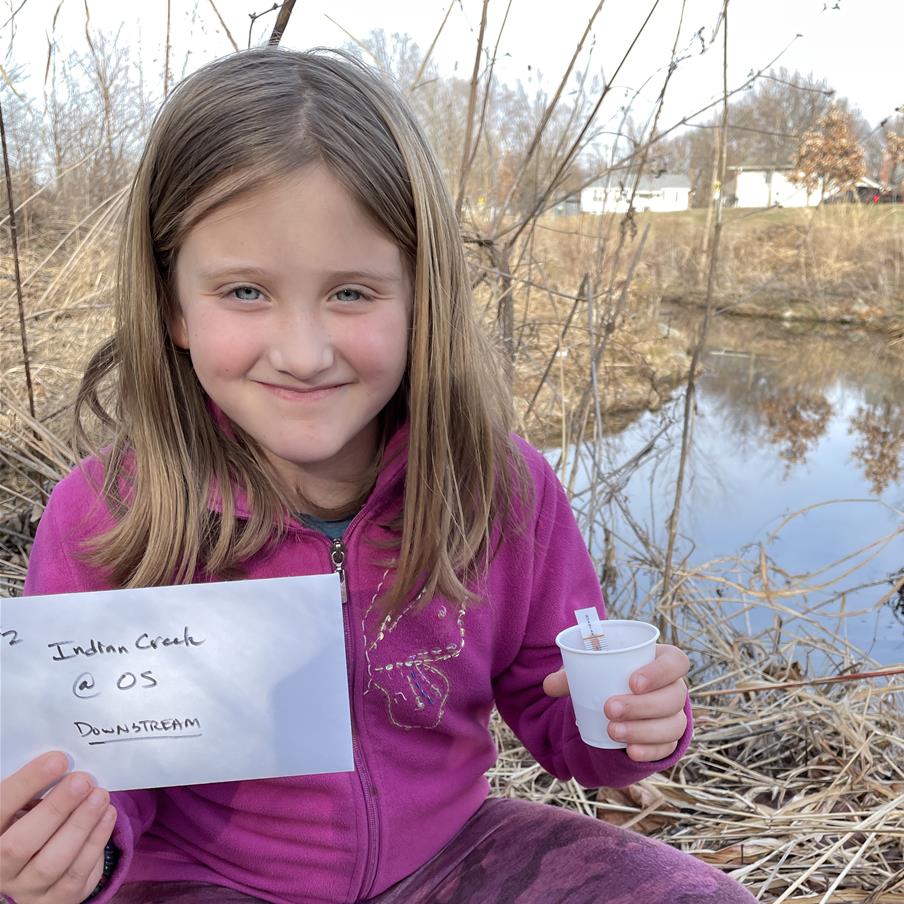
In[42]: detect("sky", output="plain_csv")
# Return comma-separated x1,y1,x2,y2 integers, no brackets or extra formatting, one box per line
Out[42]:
3,0,902,135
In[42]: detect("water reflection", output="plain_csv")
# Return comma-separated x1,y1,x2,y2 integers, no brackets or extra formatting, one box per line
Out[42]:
568,306,904,665
849,400,904,495
760,395,833,473
671,310,904,492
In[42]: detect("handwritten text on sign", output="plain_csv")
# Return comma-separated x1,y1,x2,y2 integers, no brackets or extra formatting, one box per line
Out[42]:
0,575,353,791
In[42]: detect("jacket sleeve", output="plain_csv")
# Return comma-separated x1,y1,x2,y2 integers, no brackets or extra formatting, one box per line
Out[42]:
491,448,693,788
23,470,158,901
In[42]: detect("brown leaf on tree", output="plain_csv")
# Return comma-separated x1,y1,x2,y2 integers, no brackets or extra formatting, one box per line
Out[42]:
885,132,904,168
790,105,865,196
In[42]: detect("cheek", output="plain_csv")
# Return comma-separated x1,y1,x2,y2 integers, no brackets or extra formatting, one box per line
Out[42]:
186,319,261,379
354,324,408,381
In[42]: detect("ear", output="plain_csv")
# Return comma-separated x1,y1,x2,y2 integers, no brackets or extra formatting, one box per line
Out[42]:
168,308,190,350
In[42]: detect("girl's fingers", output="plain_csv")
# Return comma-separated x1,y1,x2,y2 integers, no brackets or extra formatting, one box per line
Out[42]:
0,772,96,880
608,709,687,746
628,644,689,694
626,741,680,762
542,668,570,697
0,752,69,834
605,679,686,722
45,805,116,902
25,787,110,896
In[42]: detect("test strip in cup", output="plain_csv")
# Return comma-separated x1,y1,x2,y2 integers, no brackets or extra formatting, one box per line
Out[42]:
574,607,609,651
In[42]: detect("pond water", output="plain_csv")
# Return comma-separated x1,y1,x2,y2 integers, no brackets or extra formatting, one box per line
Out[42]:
554,307,904,667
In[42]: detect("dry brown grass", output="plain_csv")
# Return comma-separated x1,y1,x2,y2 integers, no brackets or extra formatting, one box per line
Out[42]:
648,204,904,315
1,193,122,439
519,205,904,322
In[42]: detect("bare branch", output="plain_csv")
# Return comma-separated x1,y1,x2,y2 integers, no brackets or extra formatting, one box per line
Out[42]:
660,0,732,625
268,0,297,46
490,0,606,235
323,13,378,66
164,0,172,96
410,3,455,93
206,0,240,53
455,0,489,217
502,0,663,251
0,98,35,418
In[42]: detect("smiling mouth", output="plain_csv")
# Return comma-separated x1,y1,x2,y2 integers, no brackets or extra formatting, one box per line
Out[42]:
257,382,347,401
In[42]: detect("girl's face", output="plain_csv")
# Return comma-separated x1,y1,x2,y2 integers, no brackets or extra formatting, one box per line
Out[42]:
171,165,411,508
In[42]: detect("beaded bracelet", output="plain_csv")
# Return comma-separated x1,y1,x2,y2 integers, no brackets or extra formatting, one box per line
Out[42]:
83,841,120,902
0,842,119,904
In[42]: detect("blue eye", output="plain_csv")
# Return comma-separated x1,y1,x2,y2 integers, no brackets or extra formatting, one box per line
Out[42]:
334,288,363,302
232,286,262,302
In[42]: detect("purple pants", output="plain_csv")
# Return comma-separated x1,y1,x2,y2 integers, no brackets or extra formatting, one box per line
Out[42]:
112,797,755,903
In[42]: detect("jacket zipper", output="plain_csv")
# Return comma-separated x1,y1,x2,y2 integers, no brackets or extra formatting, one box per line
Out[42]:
330,537,349,604
329,537,380,900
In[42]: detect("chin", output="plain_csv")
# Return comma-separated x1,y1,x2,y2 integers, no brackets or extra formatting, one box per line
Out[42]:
267,440,348,468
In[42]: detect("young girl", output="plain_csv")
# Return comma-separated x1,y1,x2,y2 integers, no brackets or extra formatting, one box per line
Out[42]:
1,48,755,904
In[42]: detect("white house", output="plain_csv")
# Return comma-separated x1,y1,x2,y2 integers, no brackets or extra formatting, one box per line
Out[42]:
581,174,691,214
729,166,821,208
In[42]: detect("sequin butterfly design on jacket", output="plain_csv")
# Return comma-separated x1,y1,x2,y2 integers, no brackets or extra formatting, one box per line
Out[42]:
362,568,467,730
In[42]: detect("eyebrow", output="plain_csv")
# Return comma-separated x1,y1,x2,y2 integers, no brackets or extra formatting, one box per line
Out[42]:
195,264,404,284
328,268,404,285
194,265,266,280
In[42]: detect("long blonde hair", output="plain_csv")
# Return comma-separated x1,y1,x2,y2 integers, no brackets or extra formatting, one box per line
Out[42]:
76,47,523,609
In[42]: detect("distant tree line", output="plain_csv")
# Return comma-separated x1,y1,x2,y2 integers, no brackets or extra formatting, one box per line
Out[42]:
4,27,903,243
651,66,903,206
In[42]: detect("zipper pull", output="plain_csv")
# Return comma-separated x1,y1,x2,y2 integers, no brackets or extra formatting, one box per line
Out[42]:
330,538,348,605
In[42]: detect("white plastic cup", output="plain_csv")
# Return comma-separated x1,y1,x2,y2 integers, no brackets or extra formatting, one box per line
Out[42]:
555,619,660,749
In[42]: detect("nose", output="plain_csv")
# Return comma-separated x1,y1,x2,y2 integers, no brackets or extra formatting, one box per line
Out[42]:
266,306,335,380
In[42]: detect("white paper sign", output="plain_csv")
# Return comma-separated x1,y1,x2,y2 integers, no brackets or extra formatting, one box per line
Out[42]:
0,575,353,791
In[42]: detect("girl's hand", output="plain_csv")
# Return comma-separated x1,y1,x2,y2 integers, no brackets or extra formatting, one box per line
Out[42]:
543,643,690,762
0,751,115,904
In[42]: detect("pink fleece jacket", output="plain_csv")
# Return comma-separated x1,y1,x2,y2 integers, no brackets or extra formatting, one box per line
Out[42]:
23,428,692,904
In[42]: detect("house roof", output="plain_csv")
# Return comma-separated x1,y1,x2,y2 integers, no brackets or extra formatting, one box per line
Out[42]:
587,173,691,192
636,174,691,191
730,164,795,172
731,166,882,190
825,175,882,191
